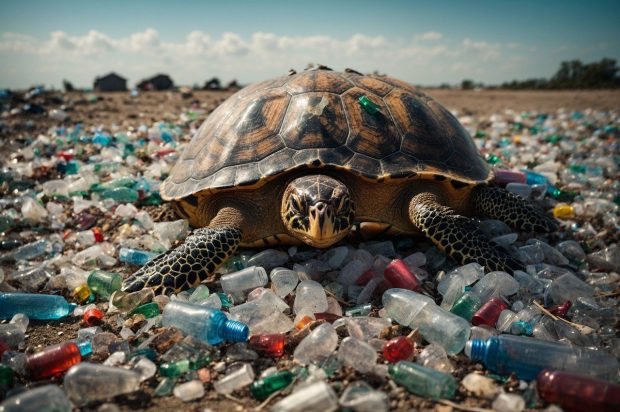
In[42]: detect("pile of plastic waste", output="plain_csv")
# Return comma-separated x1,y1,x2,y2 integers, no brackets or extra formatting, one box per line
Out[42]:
0,89,618,412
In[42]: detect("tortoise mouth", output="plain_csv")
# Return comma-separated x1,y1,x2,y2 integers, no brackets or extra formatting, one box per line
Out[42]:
293,228,349,248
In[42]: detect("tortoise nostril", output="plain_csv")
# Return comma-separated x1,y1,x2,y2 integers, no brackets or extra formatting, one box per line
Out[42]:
316,202,326,212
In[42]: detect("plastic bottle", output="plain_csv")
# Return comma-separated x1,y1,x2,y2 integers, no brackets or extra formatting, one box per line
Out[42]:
382,289,470,354
119,247,158,266
383,259,421,291
0,293,76,320
213,363,254,394
0,314,28,347
0,384,72,412
161,301,249,345
271,381,338,412
63,362,141,405
160,359,190,378
220,266,268,296
450,272,518,321
293,280,328,314
87,270,122,298
7,239,50,261
293,323,338,364
471,297,509,327
337,337,377,373
249,333,286,357
250,370,295,400
466,334,619,381
537,370,620,412
26,341,82,380
101,187,139,203
130,302,160,318
388,361,457,399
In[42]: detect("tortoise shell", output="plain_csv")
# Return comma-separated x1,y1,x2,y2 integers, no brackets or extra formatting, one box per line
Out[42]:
161,69,490,200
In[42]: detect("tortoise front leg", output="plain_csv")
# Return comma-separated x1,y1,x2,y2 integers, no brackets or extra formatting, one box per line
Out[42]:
471,186,558,233
121,226,242,295
408,192,523,274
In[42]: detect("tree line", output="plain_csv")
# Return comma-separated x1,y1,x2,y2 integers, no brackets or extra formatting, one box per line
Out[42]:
461,58,619,90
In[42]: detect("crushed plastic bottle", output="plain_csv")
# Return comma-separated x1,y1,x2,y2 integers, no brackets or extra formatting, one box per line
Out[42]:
63,362,141,405
0,384,72,412
383,288,470,354
271,381,338,412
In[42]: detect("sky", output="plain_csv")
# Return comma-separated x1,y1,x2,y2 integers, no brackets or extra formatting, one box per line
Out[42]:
0,0,619,89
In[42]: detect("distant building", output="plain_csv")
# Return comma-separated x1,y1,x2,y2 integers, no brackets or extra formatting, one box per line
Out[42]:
93,73,127,92
137,74,174,91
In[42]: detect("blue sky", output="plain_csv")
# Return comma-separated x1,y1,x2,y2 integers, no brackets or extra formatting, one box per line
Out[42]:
1,0,619,88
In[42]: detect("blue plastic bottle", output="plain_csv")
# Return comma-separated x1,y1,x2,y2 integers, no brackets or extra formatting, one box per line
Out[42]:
161,301,249,345
467,334,619,381
119,247,158,266
0,293,76,320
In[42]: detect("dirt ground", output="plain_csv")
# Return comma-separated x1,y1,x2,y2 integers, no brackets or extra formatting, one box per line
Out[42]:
3,87,619,411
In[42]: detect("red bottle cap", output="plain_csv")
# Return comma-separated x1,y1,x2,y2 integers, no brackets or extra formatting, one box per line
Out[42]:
383,259,420,291
472,297,509,327
83,307,104,326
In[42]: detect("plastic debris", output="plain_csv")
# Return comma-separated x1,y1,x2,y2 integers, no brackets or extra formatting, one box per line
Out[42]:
63,363,141,405
162,301,249,345
537,370,620,412
0,293,76,320
271,381,338,412
466,334,619,381
389,361,457,399
1,87,618,412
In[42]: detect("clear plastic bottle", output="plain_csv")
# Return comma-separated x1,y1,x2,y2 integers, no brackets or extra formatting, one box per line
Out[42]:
467,334,619,381
161,301,249,345
271,381,338,412
220,266,268,296
63,362,141,405
0,384,72,412
382,289,470,354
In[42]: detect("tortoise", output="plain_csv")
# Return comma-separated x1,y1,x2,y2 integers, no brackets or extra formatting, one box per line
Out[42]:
122,68,557,295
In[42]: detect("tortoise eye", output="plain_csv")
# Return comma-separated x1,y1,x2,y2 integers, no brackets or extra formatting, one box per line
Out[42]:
290,196,302,212
337,196,350,212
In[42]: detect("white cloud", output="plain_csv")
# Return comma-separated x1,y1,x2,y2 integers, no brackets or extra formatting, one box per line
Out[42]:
0,28,538,88
417,31,443,41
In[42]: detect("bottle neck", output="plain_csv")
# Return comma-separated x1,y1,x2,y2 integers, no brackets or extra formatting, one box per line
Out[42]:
469,339,487,362
219,319,249,342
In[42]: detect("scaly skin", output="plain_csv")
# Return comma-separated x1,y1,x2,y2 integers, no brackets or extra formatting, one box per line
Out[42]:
409,192,524,273
122,227,242,295
472,186,558,233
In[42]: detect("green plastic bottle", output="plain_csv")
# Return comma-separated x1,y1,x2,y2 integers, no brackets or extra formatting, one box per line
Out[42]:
388,361,457,399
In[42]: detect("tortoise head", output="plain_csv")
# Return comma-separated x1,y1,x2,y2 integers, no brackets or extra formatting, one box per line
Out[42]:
281,175,355,248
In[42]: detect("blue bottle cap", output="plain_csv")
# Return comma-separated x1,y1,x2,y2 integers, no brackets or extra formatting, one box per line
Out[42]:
220,319,249,342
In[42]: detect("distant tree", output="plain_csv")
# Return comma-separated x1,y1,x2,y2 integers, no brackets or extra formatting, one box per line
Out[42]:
227,79,240,90
461,79,475,90
62,79,75,92
204,77,221,90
